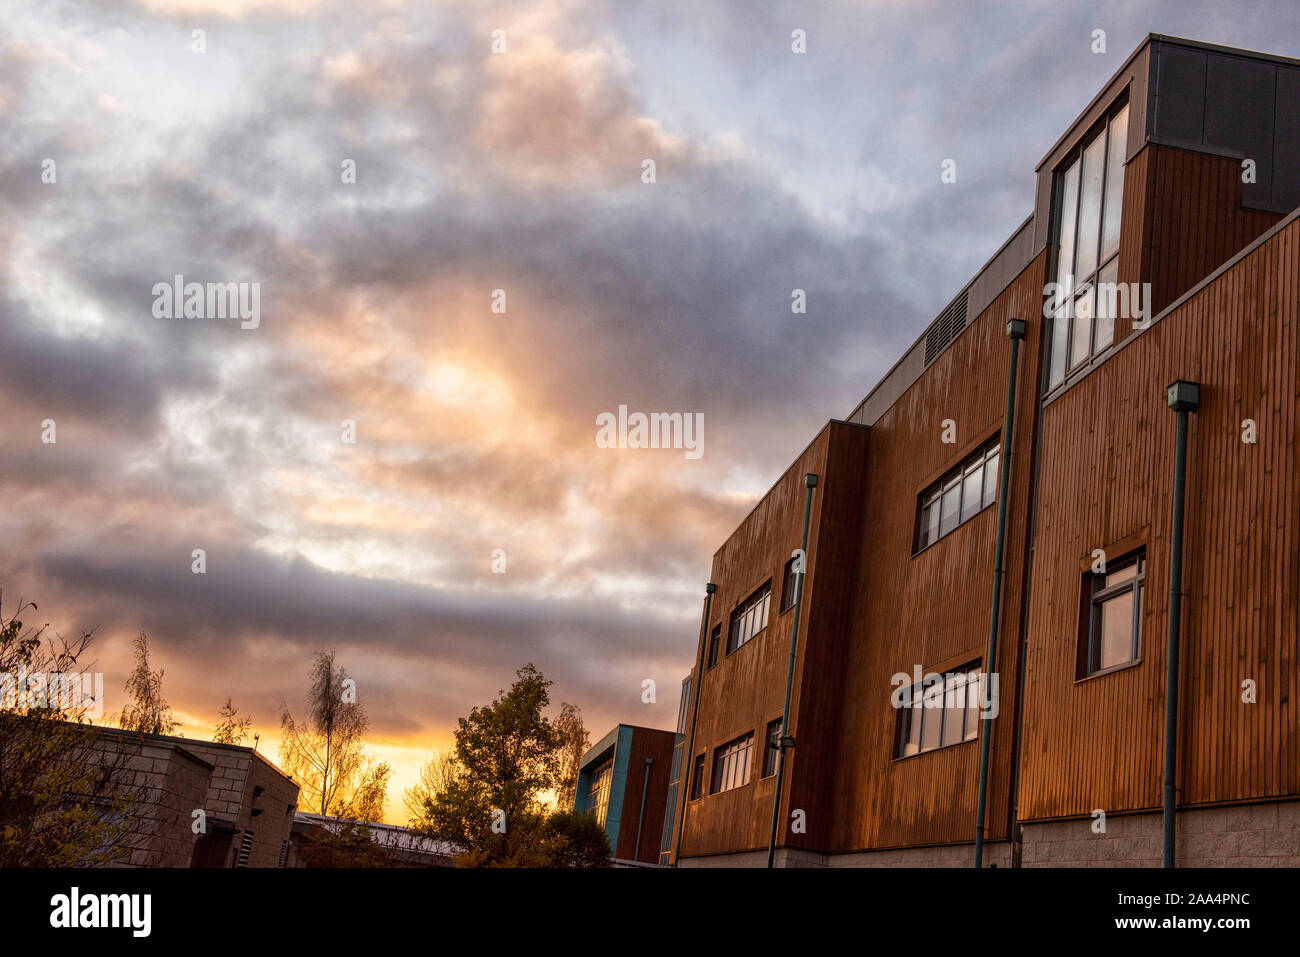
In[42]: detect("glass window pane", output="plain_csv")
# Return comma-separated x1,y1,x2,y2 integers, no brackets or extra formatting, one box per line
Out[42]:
906,697,922,755
983,450,1000,508
961,464,983,523
1076,132,1106,280
1098,590,1135,669
920,682,943,751
1049,304,1068,388
942,674,964,747
1101,105,1129,261
926,495,941,545
1071,284,1094,367
1095,258,1118,351
964,672,982,741
939,481,961,537
1105,562,1137,588
1057,159,1080,289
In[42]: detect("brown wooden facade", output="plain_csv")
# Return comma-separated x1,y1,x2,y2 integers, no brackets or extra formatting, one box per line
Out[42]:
667,35,1300,864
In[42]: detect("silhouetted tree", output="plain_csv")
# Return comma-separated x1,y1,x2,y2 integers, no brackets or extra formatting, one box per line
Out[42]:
119,631,177,735
554,702,589,809
213,695,253,745
415,663,609,867
279,650,392,820
0,594,145,866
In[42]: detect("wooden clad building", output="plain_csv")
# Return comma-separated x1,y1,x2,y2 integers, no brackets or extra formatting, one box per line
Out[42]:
666,35,1300,867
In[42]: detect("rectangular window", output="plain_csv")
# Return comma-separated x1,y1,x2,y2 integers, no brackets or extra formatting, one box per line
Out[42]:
915,439,1000,551
780,557,800,613
588,758,613,829
1079,551,1145,677
710,732,754,794
894,662,983,758
675,676,691,736
706,625,720,670
1048,100,1129,390
689,753,705,800
762,718,781,778
727,582,771,654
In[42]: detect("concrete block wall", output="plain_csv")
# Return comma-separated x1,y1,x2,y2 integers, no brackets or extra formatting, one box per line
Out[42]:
244,756,300,867
85,736,212,867
184,741,299,867
129,745,210,867
1020,802,1300,867
678,842,1012,868
831,841,1012,868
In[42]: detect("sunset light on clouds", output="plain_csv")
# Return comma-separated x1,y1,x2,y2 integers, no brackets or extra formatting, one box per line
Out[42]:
2,0,1285,825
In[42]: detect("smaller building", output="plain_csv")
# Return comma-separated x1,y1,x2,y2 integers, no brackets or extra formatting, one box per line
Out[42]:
289,811,455,867
78,727,299,867
574,724,675,866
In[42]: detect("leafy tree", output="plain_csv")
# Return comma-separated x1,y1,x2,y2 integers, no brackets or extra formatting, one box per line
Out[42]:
533,809,612,867
0,595,145,866
279,650,393,820
403,749,461,827
119,631,177,735
213,695,253,745
415,663,609,867
553,702,589,809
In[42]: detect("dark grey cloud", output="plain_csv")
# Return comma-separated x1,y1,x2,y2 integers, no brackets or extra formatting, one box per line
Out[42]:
4,0,1300,814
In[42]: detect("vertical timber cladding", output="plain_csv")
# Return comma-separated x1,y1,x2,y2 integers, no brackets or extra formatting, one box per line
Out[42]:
677,421,869,859
1133,142,1283,318
1017,214,1300,823
616,728,676,863
827,249,1049,854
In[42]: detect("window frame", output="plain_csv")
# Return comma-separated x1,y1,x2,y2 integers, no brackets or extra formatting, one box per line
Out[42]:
1047,97,1131,396
893,661,984,760
1077,551,1146,679
689,753,705,801
913,438,1001,554
726,581,772,655
780,557,800,614
706,624,720,670
761,718,781,778
709,731,755,795
587,757,614,829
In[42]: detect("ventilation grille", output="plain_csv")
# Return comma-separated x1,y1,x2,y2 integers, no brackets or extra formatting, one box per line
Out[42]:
235,830,254,868
277,839,289,868
923,290,969,366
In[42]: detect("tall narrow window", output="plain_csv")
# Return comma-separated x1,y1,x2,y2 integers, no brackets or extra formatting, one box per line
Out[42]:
689,753,705,800
762,718,781,777
727,582,771,654
780,557,800,613
1048,100,1129,390
706,625,720,670
1079,551,1145,677
915,439,1000,551
676,677,691,735
588,758,613,828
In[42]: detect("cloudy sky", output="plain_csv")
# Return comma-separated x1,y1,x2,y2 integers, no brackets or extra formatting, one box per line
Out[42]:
4,0,1298,822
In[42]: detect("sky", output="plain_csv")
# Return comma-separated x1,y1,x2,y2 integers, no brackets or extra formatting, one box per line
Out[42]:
4,0,1300,824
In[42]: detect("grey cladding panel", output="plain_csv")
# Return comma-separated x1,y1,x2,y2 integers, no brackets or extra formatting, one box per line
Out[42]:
1204,56,1275,208
1153,47,1207,145
1274,68,1300,212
